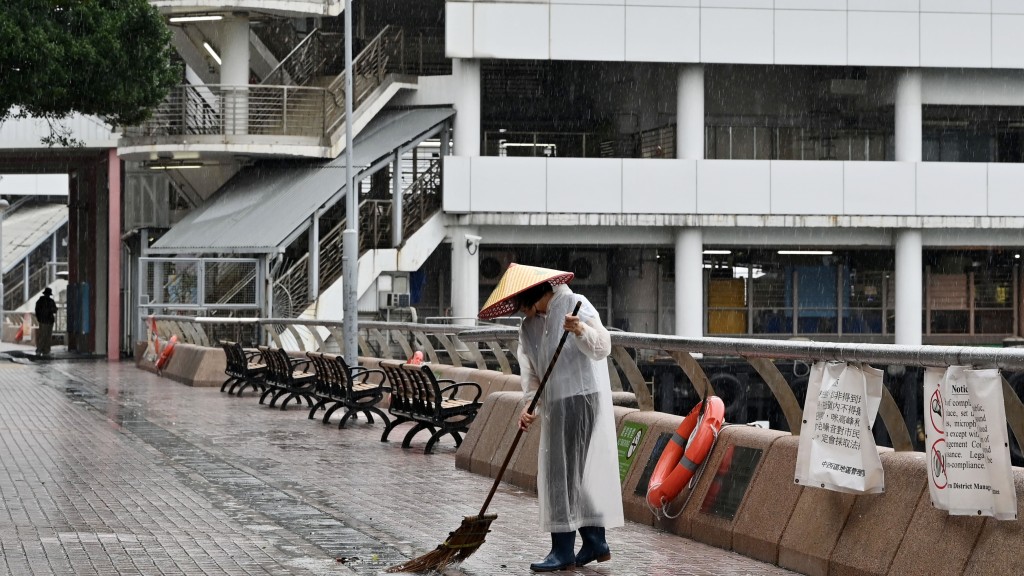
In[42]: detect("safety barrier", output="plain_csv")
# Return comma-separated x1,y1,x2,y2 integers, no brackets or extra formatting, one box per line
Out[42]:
140,315,1024,457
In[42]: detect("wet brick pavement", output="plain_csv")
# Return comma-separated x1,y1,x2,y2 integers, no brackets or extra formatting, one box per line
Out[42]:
0,357,800,576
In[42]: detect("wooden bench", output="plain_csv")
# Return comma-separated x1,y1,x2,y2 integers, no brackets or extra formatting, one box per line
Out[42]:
257,346,317,410
219,341,267,396
378,360,483,454
306,352,391,428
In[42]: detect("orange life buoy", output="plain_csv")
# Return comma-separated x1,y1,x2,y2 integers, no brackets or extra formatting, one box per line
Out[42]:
155,335,178,372
646,396,726,510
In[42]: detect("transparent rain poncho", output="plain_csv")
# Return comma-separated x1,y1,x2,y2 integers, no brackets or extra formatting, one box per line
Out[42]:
517,284,625,533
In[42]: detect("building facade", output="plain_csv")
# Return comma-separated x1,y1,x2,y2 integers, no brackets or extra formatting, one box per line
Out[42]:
109,0,1024,349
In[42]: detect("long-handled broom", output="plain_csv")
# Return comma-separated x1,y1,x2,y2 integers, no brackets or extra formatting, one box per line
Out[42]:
387,301,583,573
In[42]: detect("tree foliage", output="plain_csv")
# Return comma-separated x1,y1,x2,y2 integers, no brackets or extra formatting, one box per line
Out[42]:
0,0,179,132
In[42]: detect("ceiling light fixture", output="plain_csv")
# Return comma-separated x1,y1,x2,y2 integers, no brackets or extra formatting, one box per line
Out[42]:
169,14,223,23
703,249,731,255
146,161,204,170
203,42,222,65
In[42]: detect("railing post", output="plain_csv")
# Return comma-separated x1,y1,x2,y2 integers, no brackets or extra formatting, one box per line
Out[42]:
282,86,288,134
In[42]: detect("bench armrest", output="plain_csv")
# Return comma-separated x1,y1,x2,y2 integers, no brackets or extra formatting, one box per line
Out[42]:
349,367,386,383
287,357,312,371
438,382,483,403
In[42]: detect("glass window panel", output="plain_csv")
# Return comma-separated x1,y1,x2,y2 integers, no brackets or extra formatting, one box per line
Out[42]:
714,126,732,159
751,272,787,308
928,273,968,310
975,310,1013,334
931,310,968,334
974,269,1014,308
844,310,883,334
753,309,792,334
776,127,802,160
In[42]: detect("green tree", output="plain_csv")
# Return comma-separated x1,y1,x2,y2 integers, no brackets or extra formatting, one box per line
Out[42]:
0,0,178,142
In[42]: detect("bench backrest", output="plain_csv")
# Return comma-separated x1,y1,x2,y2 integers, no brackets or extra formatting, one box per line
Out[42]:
220,341,244,374
259,346,293,383
380,360,419,413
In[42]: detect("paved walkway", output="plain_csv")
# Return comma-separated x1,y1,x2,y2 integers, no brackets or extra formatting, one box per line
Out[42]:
0,356,799,576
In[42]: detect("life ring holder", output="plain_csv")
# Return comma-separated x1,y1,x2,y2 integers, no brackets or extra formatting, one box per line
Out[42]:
646,396,726,518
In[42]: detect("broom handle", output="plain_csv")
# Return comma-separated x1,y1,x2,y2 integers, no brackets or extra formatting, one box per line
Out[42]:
478,301,583,517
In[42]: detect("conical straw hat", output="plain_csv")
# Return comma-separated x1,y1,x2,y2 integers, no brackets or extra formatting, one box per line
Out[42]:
478,263,574,320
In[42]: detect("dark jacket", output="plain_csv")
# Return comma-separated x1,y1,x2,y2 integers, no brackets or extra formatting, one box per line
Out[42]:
35,295,57,324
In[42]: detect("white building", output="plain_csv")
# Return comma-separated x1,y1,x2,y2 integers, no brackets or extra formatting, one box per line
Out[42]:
116,0,1024,348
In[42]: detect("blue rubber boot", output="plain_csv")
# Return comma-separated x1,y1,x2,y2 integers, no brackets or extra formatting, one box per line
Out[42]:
529,532,576,572
575,526,611,566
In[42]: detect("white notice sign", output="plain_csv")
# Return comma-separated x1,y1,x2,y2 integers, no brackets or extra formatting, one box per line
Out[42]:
937,366,1017,520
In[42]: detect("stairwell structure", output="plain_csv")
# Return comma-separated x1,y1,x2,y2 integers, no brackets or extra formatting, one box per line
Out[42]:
121,1,455,350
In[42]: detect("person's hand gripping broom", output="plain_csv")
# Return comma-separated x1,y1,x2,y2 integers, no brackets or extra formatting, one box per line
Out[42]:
387,301,583,573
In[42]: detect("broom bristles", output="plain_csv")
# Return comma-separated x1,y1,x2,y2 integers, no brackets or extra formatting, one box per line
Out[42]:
386,514,497,573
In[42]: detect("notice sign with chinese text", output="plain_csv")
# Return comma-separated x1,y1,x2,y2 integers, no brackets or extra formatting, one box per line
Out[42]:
795,361,885,494
927,366,1017,520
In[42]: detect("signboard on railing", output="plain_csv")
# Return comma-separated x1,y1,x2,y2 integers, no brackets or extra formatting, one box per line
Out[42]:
924,366,1017,520
795,361,885,494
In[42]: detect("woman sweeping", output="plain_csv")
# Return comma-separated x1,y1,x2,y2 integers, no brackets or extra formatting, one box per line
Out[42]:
478,263,624,572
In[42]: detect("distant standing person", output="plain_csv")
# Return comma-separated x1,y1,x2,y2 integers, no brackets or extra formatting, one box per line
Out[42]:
34,287,57,356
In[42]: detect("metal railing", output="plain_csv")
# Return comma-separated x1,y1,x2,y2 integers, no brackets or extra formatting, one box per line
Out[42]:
483,130,598,158
401,160,441,239
141,315,1024,460
125,84,329,139
262,29,344,87
271,158,443,317
324,26,405,136
126,26,406,146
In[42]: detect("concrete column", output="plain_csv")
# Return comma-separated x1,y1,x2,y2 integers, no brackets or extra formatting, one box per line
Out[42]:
452,59,481,157
676,64,704,160
675,228,703,337
894,71,922,345
107,149,121,360
450,226,480,327
391,152,403,247
895,229,923,346
308,213,319,302
895,69,922,162
675,66,704,338
220,13,250,135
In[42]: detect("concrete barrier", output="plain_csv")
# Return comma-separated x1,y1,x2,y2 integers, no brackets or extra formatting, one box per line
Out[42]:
133,341,226,387
452,389,1024,576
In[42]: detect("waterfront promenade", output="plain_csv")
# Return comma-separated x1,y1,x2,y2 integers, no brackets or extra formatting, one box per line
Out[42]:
0,351,797,575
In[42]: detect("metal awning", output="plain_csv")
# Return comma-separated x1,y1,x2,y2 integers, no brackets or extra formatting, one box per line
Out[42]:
148,107,454,255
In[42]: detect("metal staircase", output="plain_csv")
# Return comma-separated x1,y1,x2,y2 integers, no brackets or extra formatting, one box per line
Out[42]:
126,26,413,158
1,201,68,315
272,157,442,318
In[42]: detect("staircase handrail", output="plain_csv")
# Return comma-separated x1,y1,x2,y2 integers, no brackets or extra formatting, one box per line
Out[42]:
400,159,442,238
123,83,328,140
262,29,344,87
324,26,405,136
271,157,443,318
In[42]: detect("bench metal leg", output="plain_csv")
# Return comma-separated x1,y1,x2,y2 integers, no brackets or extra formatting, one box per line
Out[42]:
241,379,267,397
308,398,327,419
363,406,390,427
402,423,436,449
268,389,287,407
221,377,238,393
322,402,343,424
381,416,411,443
424,428,464,454
259,386,277,405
